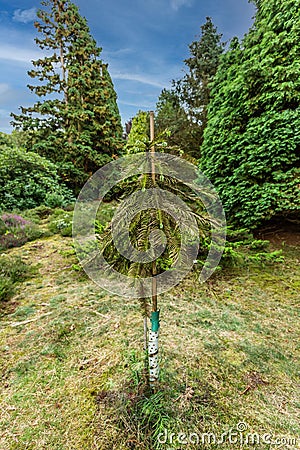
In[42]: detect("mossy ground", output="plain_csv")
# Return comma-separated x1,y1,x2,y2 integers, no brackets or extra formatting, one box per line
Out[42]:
0,227,299,449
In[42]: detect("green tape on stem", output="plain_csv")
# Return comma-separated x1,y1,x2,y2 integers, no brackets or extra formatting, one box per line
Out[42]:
151,310,160,332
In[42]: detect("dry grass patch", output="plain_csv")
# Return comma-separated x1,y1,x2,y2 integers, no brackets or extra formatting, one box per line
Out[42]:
0,234,299,449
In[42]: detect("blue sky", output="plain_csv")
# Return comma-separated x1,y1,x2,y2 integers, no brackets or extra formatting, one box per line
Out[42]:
0,0,255,133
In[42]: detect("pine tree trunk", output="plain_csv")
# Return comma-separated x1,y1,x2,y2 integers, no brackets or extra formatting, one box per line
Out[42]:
148,111,160,389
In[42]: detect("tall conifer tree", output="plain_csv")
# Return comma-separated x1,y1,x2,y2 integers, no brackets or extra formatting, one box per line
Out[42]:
11,0,123,188
201,0,300,228
175,17,224,147
155,88,199,160
155,18,224,158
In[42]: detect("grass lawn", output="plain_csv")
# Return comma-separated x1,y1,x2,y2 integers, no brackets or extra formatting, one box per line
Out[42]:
0,225,299,449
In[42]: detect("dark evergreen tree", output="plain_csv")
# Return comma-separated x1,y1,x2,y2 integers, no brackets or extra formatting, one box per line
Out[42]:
155,89,198,159
156,18,224,158
201,0,300,228
174,17,225,151
11,0,123,189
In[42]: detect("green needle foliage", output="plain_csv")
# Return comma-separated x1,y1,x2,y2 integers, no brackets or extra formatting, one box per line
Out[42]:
155,89,196,159
156,17,225,159
97,138,213,318
11,0,123,191
201,0,300,228
175,17,225,133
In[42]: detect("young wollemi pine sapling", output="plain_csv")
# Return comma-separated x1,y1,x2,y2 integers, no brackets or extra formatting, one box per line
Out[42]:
96,111,214,390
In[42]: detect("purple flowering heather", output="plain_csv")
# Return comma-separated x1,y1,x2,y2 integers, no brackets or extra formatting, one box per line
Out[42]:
0,213,34,250
1,213,31,230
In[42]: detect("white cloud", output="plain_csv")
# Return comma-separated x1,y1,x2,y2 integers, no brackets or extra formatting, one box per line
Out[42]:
118,100,153,108
112,72,166,88
0,45,42,63
0,108,10,119
170,0,193,11
13,7,37,24
103,48,133,57
0,83,10,96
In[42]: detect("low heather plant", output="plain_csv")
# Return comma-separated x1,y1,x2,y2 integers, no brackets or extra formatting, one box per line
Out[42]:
0,213,40,250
